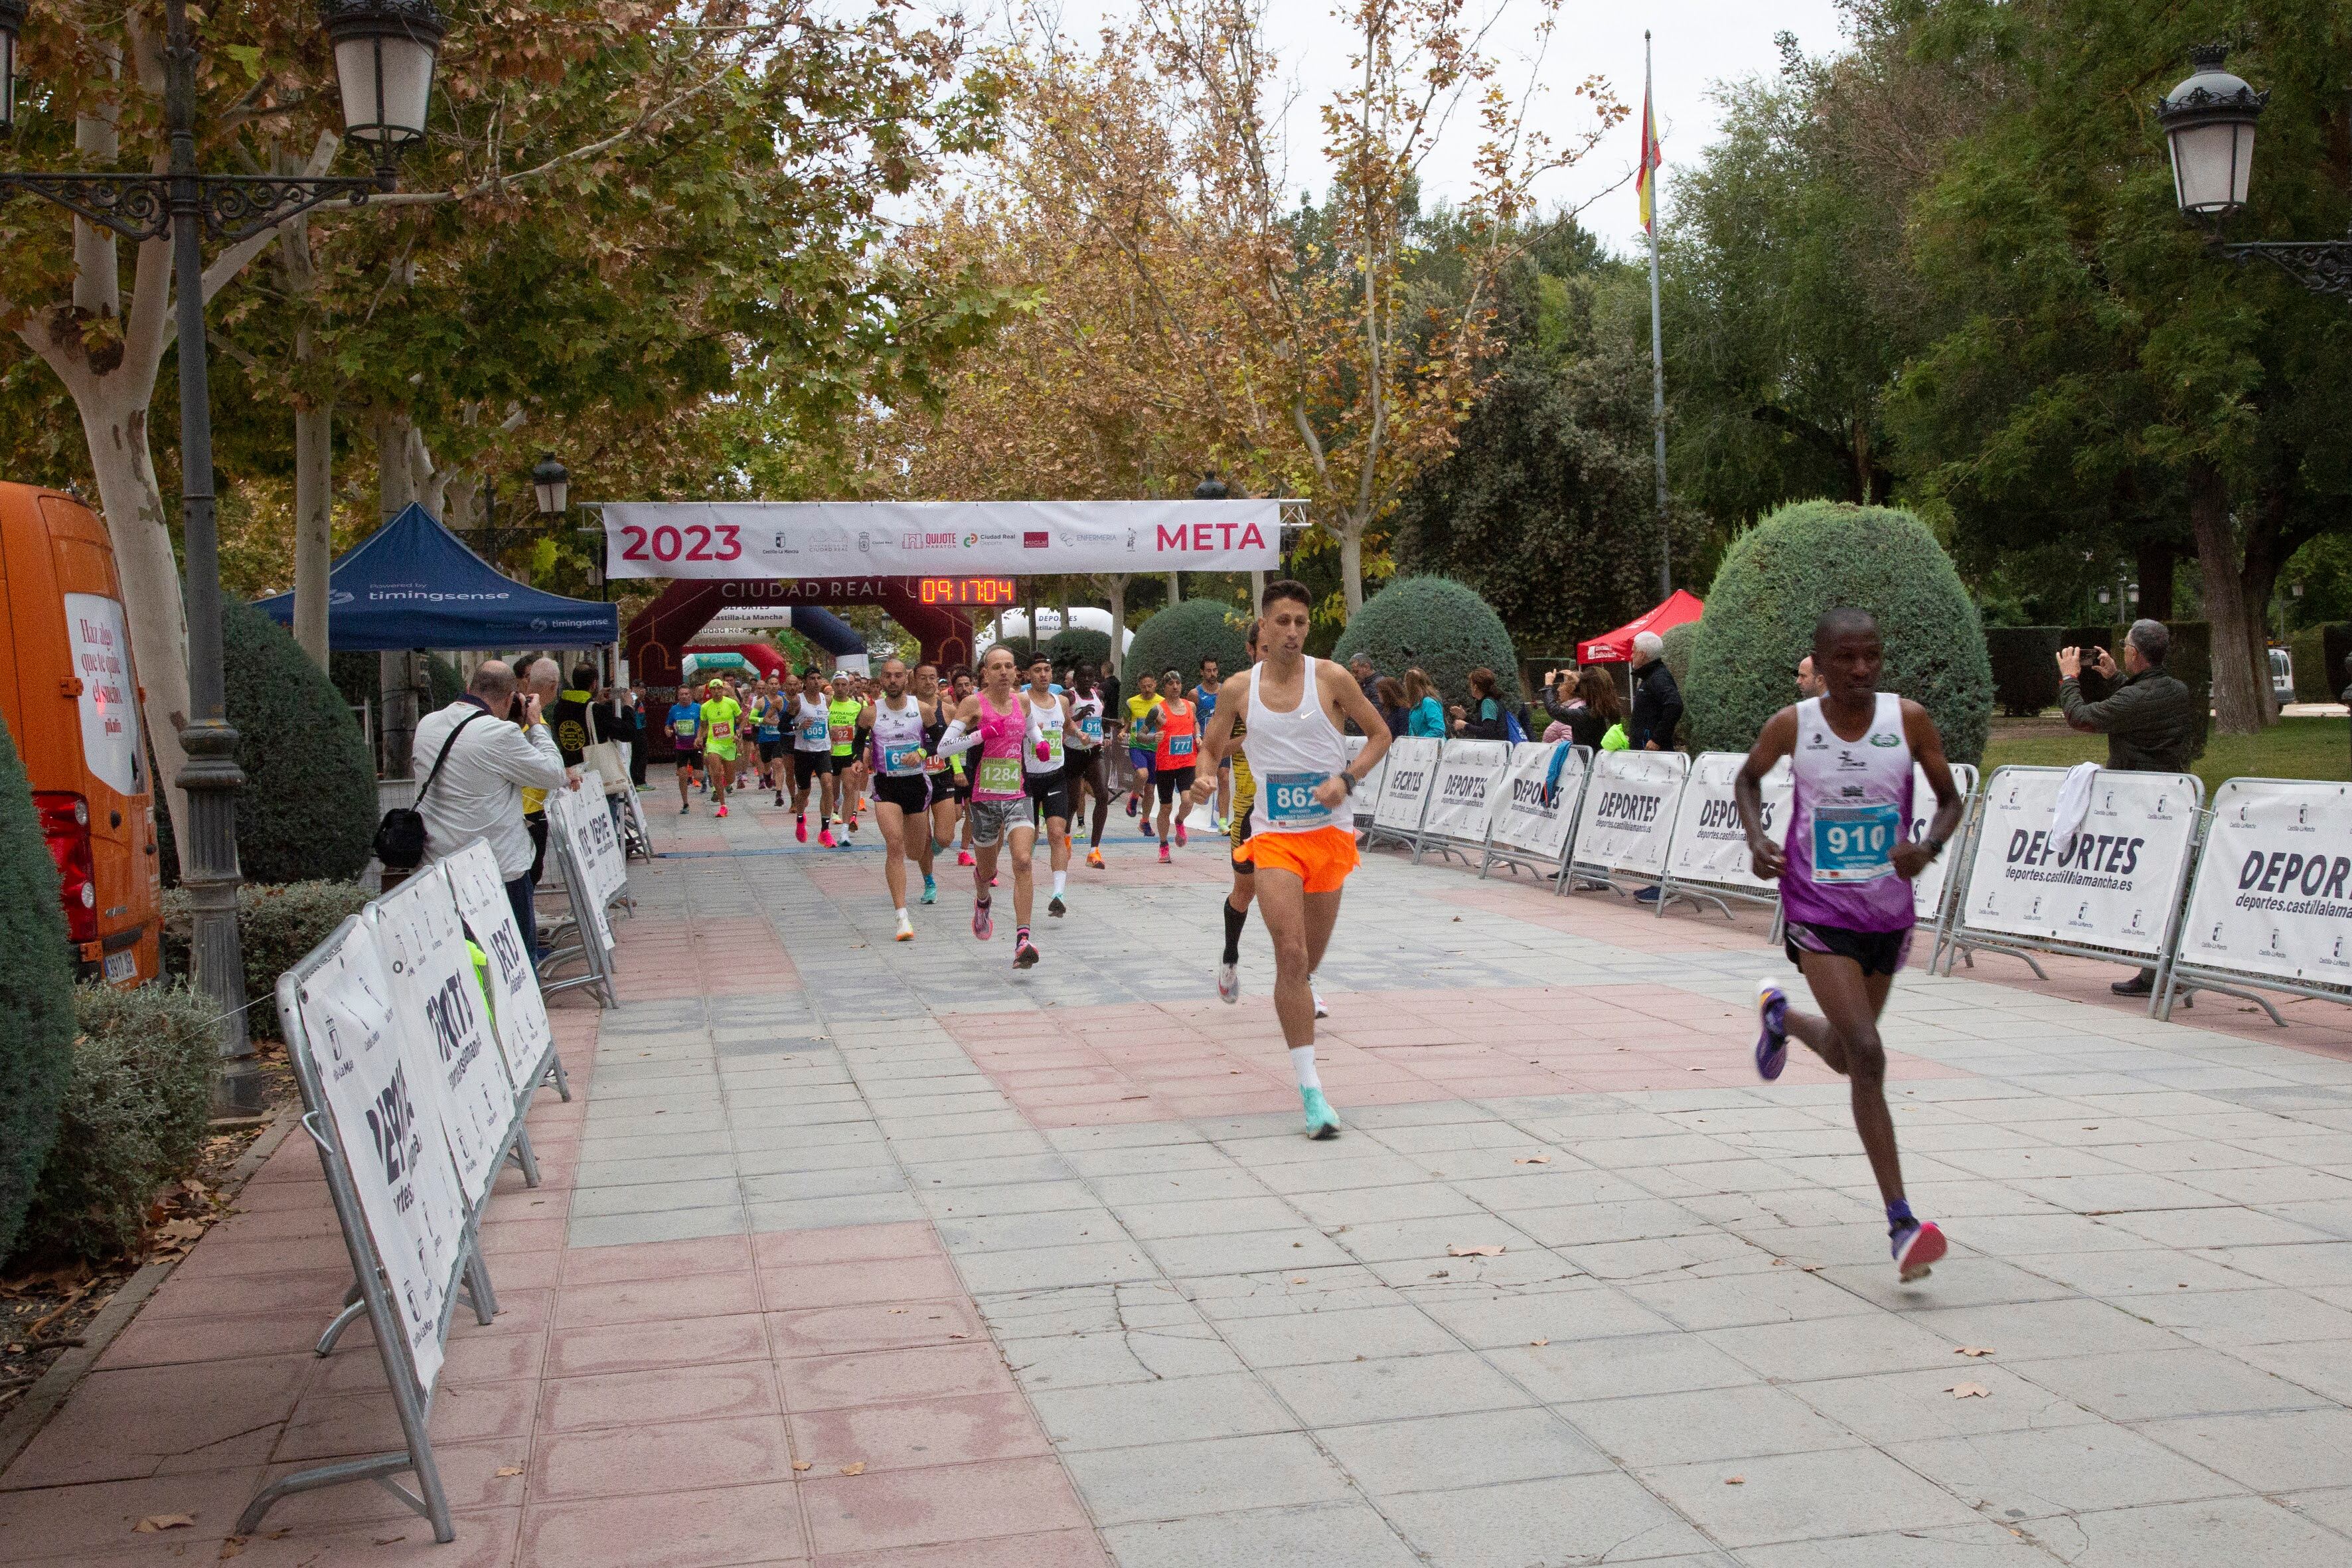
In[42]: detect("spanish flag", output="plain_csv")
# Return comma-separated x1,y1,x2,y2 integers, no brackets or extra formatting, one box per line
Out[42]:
1636,70,1662,234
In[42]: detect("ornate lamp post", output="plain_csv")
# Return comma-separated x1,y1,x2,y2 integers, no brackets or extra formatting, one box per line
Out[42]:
1,0,443,1112
2158,44,2351,297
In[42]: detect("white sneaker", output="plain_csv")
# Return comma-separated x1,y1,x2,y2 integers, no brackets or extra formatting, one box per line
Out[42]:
1312,980,1329,1020
894,910,915,943
1217,961,1240,1004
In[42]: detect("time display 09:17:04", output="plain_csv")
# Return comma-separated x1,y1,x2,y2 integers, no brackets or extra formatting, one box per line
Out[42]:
917,578,1017,605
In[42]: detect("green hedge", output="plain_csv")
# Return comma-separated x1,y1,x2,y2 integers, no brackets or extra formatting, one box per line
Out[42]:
1659,621,1700,749
1046,627,1112,670
330,651,462,715
2292,624,2352,704
1123,599,1251,690
1986,627,2063,716
1332,576,1523,711
0,714,77,1265
1686,501,1994,764
17,981,216,1264
163,600,378,888
163,879,373,1042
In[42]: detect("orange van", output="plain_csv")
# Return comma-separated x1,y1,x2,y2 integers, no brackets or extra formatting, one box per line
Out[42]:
0,483,162,986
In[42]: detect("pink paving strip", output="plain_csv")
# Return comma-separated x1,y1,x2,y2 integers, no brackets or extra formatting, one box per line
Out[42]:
943,984,1970,1130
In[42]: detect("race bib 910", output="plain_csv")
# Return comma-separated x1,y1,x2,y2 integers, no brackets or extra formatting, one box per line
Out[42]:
1811,803,1899,883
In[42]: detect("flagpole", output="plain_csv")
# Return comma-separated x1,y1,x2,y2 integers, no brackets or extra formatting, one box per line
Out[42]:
1645,31,1671,598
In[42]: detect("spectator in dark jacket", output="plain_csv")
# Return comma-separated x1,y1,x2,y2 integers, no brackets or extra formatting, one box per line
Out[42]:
1627,631,1683,751
1456,667,1510,740
2057,619,2199,996
1543,666,1622,751
1374,677,1411,743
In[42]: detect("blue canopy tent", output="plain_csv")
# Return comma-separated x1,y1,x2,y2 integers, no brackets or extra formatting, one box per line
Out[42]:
252,503,619,651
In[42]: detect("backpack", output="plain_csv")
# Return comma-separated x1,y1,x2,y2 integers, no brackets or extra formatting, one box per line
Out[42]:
374,710,485,871
1503,708,1528,744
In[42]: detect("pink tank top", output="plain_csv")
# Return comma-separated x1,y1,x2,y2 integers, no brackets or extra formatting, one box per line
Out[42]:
972,693,1028,801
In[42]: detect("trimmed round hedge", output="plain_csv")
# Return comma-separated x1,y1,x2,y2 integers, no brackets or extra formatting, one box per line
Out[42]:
0,712,76,1265
161,599,378,886
1046,627,1112,670
1686,501,1993,764
1123,599,1251,689
1332,575,1522,710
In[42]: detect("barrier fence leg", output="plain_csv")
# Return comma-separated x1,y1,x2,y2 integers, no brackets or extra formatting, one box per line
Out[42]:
506,1121,543,1189
316,1283,367,1356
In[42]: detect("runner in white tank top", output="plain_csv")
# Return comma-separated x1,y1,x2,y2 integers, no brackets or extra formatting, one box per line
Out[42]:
1192,581,1392,1140
1735,607,1965,1284
862,662,935,941
791,683,834,843
1018,651,1076,917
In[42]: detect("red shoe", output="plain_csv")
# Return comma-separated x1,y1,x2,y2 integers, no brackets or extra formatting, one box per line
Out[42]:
819,828,835,848
957,850,975,867
1175,822,1188,847
716,803,728,818
1158,844,1172,864
846,815,859,833
796,815,808,843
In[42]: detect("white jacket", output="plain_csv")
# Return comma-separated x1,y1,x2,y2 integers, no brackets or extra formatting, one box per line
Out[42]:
411,698,568,880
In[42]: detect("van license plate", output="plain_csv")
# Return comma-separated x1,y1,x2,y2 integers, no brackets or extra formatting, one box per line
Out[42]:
103,950,137,985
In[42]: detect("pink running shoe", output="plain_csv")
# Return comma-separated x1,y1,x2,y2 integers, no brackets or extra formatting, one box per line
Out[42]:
972,898,993,941
1158,843,1172,864
819,828,835,848
716,803,728,818
1175,822,1188,848
1893,1219,1947,1283
796,815,807,843
957,850,975,867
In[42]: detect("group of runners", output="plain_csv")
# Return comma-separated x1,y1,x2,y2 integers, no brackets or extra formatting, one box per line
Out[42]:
659,590,1960,1282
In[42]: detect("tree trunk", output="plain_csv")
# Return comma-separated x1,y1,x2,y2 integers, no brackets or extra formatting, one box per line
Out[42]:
2134,537,2177,623
1166,572,1181,605
2187,463,2263,735
2239,495,2292,726
1340,522,1366,619
1103,575,1129,680
292,398,333,668
375,408,419,518
374,410,420,774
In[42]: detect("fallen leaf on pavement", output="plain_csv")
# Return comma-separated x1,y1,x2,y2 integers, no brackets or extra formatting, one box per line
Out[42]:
1725,1476,1745,1486
495,1466,524,1478
1529,1338,1549,1347
1954,1346,1995,1358
1946,1382,1992,1399
793,1462,812,1472
1290,1277,1307,1285
133,1516,195,1534
218,1539,246,1561
1514,1156,1551,1165
1447,1244,1506,1257
838,1462,865,1476
372,1537,406,1547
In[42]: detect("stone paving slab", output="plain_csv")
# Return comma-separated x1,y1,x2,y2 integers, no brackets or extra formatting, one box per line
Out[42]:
5,783,2352,1565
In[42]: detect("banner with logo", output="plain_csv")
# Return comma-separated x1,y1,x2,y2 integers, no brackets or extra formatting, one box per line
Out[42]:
1663,753,1791,894
295,924,463,1392
1373,737,1442,837
1344,734,1379,829
603,501,1282,580
369,873,518,1207
1570,750,1689,879
576,771,628,903
1957,766,2199,959
1907,762,1978,921
1488,743,1589,864
1421,740,1510,848
550,785,618,951
2175,779,2352,989
444,841,554,1095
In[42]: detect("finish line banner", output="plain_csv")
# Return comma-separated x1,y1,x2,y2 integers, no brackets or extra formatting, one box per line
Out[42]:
603,501,1283,580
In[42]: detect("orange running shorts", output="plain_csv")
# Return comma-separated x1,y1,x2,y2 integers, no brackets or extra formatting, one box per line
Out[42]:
1237,824,1360,893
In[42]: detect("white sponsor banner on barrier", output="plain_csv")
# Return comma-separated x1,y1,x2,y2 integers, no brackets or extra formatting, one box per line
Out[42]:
2176,779,2352,988
1343,734,1377,828
605,499,1281,580
1960,767,2199,959
1571,750,1689,878
1373,737,1441,836
1664,753,1791,894
370,874,518,1206
616,755,653,854
297,925,462,1391
575,772,627,903
1907,762,1977,921
445,840,554,1095
552,787,617,951
1422,740,1510,846
1490,743,1589,864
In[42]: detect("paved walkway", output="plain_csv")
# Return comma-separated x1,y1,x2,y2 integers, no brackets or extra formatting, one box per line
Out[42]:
6,792,2352,1566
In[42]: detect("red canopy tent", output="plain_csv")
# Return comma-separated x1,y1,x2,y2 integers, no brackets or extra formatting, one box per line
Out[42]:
1575,589,1703,664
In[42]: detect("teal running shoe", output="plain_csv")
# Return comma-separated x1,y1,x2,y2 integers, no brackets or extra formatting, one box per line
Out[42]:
921,874,937,905
1300,1087,1341,1140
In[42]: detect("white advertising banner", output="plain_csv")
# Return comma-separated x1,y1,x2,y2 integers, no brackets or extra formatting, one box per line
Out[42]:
1958,766,2199,959
1344,734,1378,828
1421,740,1510,847
1664,753,1792,894
604,500,1282,580
369,873,518,1206
1570,750,1690,878
575,772,627,902
2175,779,2352,989
616,757,653,856
1489,743,1589,864
1373,737,1442,837
63,593,140,797
1907,761,1978,921
444,840,554,1095
295,925,462,1392
550,787,617,951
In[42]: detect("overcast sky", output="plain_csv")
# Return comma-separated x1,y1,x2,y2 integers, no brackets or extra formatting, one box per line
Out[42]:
994,0,1853,258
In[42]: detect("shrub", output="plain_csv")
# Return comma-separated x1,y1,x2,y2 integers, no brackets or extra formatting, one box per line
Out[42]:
1332,575,1524,711
1657,621,1701,749
1046,627,1112,670
15,981,216,1264
2292,624,2352,704
1686,501,1994,764
1123,599,1251,690
1985,627,2063,716
0,714,78,1265
163,600,378,888
330,651,462,715
162,879,373,1042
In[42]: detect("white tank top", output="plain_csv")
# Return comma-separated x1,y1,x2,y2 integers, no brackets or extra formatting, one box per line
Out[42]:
1024,690,1066,774
794,696,829,750
1783,692,1916,933
1068,692,1105,749
872,695,928,776
1245,659,1350,835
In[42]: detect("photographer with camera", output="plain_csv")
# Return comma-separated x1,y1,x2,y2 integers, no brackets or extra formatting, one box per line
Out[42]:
410,659,570,959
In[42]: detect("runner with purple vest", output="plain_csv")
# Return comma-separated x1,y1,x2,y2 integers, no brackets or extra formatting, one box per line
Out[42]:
1736,607,1966,1283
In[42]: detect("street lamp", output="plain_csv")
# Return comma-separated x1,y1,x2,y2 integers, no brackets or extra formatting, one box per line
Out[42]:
1,0,443,1113
2159,44,2352,297
532,455,572,516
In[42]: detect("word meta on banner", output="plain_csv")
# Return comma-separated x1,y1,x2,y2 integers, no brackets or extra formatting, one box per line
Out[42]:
2175,780,2352,990
603,501,1283,580
1664,753,1791,894
1960,767,2200,959
1572,750,1690,880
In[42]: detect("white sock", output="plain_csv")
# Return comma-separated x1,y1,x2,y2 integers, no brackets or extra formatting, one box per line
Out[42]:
896,905,908,919
1053,870,1067,898
1290,1045,1322,1091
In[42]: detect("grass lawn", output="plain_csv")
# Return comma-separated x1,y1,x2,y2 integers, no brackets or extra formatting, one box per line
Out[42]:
1983,714,2349,795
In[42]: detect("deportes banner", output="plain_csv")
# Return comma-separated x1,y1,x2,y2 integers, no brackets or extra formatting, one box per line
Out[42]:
1571,750,1689,878
1344,734,1378,828
1373,737,1442,837
1421,740,1510,848
1489,743,1589,864
445,840,555,1095
603,500,1282,580
1663,753,1791,894
1958,766,2199,959
2175,779,2352,988
1907,762,1978,921
369,872,518,1207
576,772,629,903
551,785,619,951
